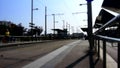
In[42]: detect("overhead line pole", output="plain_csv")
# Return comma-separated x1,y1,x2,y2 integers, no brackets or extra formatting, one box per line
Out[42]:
45,6,47,37
52,13,64,35
52,14,55,35
62,20,65,29
31,0,33,29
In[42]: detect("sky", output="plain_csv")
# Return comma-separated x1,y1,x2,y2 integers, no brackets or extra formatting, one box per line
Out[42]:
0,0,103,34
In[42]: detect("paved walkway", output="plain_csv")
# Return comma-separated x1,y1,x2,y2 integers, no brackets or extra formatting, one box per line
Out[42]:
23,40,103,68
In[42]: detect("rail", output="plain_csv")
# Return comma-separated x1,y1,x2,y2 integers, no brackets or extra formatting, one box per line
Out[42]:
94,14,120,68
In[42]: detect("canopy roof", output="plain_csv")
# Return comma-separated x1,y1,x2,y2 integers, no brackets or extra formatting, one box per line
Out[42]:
102,0,120,13
94,9,115,28
94,0,120,28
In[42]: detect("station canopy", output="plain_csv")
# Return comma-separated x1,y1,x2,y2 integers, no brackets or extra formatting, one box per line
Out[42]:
94,0,120,28
102,0,120,13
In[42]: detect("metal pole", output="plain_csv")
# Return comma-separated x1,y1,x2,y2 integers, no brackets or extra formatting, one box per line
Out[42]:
62,20,65,29
66,22,68,32
69,24,70,34
52,14,55,35
98,40,100,59
103,40,106,68
118,43,120,68
45,6,47,37
31,0,33,28
86,0,94,68
31,0,34,41
71,26,74,34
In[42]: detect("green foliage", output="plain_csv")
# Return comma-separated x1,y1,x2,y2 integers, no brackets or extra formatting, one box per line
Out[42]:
0,21,43,36
10,23,24,36
27,26,43,36
0,25,8,35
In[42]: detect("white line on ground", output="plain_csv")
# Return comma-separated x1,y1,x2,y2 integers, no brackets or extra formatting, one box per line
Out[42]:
23,40,81,68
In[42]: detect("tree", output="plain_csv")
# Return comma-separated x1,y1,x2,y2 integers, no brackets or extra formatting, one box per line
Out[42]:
27,26,43,36
10,23,25,36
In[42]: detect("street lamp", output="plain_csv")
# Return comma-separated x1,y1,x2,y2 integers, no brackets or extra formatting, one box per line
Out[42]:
30,0,38,41
80,0,94,68
72,12,87,15
62,20,65,29
80,3,87,6
45,6,47,37
85,0,94,68
68,24,70,34
30,0,38,29
52,14,55,35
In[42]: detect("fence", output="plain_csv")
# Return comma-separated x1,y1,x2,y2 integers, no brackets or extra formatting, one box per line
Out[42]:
93,14,120,68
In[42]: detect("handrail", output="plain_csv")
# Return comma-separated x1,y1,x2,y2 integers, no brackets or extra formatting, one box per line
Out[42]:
93,12,120,68
95,35,120,42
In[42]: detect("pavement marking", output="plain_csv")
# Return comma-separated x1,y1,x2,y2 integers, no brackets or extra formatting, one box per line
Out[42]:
23,40,81,68
41,40,81,68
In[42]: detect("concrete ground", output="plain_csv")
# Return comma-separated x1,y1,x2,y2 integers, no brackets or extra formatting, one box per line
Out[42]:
2,39,116,68
23,40,103,68
0,40,76,68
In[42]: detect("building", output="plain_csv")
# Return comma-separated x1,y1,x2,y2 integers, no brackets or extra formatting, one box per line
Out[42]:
0,21,12,27
52,29,68,39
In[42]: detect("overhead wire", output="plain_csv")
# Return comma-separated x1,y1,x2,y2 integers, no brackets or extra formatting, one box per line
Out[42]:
62,0,80,25
36,0,84,31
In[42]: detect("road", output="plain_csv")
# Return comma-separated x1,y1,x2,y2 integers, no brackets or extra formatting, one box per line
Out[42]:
0,39,77,68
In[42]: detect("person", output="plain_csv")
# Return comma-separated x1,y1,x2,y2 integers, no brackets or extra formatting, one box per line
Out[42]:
5,29,10,43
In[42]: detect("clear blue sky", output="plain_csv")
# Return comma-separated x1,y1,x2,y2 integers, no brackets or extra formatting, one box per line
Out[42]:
0,0,103,34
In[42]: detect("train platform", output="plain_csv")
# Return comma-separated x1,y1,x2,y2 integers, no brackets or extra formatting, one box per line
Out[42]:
23,40,103,68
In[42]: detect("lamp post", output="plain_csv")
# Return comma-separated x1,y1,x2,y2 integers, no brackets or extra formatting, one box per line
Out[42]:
68,24,70,34
31,0,33,29
86,0,94,68
45,6,47,37
80,0,94,68
62,20,65,29
52,13,64,35
52,14,55,35
30,0,38,32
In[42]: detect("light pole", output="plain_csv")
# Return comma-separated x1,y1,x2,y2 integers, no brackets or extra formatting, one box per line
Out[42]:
52,14,55,35
45,6,47,37
72,12,87,15
80,3,87,6
80,0,94,68
62,20,65,29
30,0,38,33
71,26,74,34
66,22,68,33
52,13,64,35
86,0,94,68
68,24,70,34
31,0,33,29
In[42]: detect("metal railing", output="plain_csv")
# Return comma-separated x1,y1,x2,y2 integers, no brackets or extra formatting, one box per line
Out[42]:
94,14,120,68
